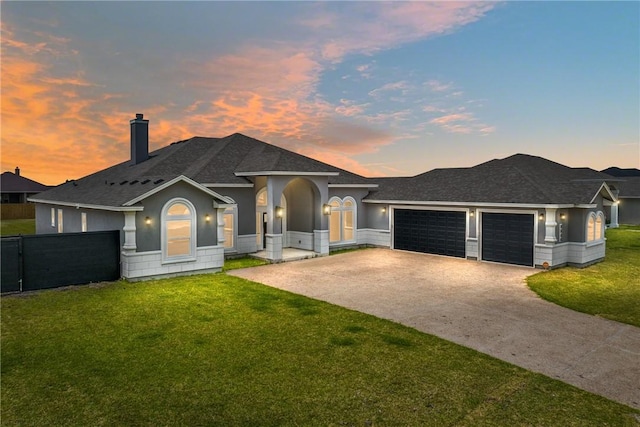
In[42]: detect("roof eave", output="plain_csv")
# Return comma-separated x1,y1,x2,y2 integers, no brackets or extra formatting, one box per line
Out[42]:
235,171,340,177
27,198,144,212
363,200,577,209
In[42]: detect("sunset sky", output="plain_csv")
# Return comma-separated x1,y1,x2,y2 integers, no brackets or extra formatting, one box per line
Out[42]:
2,1,638,185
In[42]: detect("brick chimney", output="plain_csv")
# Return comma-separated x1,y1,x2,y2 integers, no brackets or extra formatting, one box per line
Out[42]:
130,113,149,165
14,166,20,176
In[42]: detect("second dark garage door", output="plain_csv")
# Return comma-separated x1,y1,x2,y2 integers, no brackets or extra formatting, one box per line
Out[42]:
394,209,466,258
482,213,534,266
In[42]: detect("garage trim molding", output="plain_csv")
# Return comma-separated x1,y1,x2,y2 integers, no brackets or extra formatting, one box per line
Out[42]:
477,208,538,265
389,204,471,251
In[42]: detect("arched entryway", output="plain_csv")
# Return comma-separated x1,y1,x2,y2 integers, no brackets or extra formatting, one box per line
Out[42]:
256,187,287,251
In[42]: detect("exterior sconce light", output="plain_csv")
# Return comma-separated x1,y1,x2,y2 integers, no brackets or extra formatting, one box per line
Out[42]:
539,213,544,221
469,210,475,218
145,216,151,225
205,214,211,222
275,206,284,219
322,204,331,215
560,213,566,220
382,207,387,214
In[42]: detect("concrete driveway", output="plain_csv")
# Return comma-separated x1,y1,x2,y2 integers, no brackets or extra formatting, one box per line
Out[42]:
229,248,640,409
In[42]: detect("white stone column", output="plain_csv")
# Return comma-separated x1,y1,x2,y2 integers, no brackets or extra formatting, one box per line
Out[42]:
610,202,619,228
544,208,557,243
265,233,283,261
313,229,329,255
122,211,137,252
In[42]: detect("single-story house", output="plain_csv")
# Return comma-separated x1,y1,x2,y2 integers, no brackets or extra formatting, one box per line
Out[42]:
1,167,51,204
601,167,640,225
30,114,619,280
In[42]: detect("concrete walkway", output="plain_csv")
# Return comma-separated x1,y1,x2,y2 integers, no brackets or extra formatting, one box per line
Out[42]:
229,248,640,409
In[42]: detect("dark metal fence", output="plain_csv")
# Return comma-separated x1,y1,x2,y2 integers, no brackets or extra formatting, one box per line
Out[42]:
1,231,120,293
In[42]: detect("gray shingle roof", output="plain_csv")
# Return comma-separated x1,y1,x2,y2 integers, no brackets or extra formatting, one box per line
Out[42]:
366,154,615,205
0,172,51,193
32,133,370,207
616,177,640,198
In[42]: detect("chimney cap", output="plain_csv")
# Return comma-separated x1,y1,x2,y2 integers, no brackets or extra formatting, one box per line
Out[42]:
135,113,144,120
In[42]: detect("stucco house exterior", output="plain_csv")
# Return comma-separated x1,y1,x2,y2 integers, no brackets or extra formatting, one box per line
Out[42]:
30,114,619,280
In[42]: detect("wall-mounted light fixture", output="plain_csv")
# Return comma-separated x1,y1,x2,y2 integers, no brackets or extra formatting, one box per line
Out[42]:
205,214,211,222
469,210,475,218
322,204,331,215
382,207,387,214
560,213,566,220
275,206,284,219
539,213,545,221
145,216,151,225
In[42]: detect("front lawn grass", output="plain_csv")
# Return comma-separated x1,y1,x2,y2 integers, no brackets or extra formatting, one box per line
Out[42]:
0,218,35,236
222,256,268,271
528,225,640,327
2,275,638,425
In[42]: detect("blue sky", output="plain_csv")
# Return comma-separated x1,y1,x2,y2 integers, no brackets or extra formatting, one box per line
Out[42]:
2,1,638,185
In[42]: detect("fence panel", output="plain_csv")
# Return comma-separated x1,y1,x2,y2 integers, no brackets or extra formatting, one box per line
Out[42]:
20,231,120,292
1,203,36,220
1,238,21,293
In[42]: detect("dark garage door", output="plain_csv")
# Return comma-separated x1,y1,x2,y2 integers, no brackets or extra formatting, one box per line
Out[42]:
394,209,466,258
482,213,534,266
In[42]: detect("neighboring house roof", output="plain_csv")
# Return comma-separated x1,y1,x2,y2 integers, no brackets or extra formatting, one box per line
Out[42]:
0,171,50,194
366,154,615,205
31,133,370,208
601,167,640,177
615,177,640,198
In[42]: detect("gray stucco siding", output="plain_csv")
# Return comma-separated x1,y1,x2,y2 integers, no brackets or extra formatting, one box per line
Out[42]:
216,187,256,235
35,203,123,237
619,198,640,224
134,181,219,253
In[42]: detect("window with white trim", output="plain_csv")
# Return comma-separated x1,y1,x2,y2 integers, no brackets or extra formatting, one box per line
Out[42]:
223,207,236,250
328,196,357,244
81,212,87,232
586,211,605,242
57,209,63,233
162,199,196,261
51,208,55,227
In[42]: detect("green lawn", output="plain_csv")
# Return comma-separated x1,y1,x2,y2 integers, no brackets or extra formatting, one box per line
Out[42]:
2,274,638,425
528,225,640,327
0,218,35,236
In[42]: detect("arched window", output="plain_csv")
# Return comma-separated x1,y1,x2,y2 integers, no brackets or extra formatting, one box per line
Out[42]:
587,214,596,242
586,211,605,242
595,212,604,240
162,199,196,261
328,197,356,244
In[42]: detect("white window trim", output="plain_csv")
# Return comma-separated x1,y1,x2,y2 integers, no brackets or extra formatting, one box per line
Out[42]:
81,212,87,232
328,196,357,245
161,198,197,264
57,209,63,233
223,206,237,252
51,208,55,227
586,211,605,242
